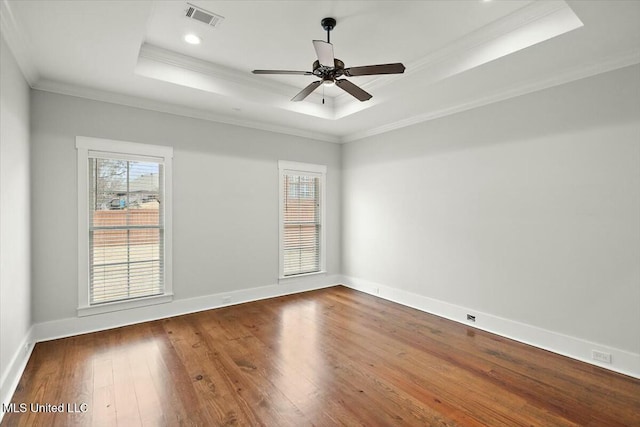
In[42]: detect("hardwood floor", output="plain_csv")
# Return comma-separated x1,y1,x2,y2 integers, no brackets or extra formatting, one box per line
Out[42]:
3,286,639,426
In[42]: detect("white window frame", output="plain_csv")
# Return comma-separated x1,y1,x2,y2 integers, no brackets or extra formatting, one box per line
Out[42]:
278,160,327,280
76,136,174,316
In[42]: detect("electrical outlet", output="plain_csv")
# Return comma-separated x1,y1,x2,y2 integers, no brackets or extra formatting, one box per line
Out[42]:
374,287,379,295
467,314,476,322
592,350,612,364
222,296,232,304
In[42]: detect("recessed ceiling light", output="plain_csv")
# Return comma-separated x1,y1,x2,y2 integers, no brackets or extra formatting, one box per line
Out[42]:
184,34,201,45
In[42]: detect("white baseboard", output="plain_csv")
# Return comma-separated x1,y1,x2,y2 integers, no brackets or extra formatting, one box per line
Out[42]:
3,272,636,424
1,326,35,421
342,276,640,379
33,275,341,343
0,275,339,423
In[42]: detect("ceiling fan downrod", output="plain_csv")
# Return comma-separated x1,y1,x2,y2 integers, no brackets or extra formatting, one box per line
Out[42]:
321,17,336,44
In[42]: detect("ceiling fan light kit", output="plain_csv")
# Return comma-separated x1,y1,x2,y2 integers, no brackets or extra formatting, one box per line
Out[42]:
252,17,405,102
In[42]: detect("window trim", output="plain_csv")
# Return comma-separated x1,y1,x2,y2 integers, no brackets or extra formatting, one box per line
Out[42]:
76,136,174,316
278,160,327,280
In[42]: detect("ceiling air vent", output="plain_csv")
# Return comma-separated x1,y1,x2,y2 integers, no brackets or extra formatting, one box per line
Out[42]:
185,3,224,28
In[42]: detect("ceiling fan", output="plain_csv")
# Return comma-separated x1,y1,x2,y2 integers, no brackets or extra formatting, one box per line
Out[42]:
252,17,405,102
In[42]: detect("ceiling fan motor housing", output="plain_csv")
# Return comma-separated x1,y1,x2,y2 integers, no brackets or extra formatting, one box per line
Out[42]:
312,59,345,82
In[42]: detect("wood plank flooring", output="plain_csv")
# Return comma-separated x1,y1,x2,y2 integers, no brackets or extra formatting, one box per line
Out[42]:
3,286,639,426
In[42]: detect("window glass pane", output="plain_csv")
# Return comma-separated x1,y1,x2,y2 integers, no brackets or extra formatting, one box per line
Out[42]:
128,162,160,221
129,229,161,262
282,173,321,276
91,229,128,265
89,157,164,305
94,158,127,218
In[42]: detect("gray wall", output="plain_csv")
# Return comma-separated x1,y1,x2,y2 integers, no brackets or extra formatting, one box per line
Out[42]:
342,65,640,354
0,36,31,392
11,50,640,374
30,91,341,323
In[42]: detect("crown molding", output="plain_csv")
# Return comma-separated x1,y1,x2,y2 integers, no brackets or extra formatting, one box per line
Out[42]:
334,0,579,107
406,0,572,77
30,47,639,146
342,49,640,143
138,43,332,108
139,43,292,96
137,43,337,119
32,78,340,143
0,0,39,84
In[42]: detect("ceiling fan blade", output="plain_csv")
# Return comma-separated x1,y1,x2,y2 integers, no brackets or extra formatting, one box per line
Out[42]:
313,40,335,68
292,81,322,102
252,70,313,75
344,63,406,77
335,79,372,101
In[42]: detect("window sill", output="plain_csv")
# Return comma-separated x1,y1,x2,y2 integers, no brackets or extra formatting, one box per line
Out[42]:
77,293,173,317
278,271,327,282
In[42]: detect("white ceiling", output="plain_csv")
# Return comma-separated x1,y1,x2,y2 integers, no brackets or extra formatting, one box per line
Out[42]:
2,0,639,143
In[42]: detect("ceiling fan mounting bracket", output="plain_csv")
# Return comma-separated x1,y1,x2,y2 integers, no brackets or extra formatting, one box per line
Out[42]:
321,17,336,32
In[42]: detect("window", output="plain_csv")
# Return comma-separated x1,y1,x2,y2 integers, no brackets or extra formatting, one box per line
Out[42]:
76,137,173,316
279,161,326,278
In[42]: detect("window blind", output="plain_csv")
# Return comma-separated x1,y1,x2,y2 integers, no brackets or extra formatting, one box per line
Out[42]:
88,157,164,304
282,174,321,276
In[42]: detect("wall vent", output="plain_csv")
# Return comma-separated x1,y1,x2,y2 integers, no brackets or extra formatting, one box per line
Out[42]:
185,3,224,28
